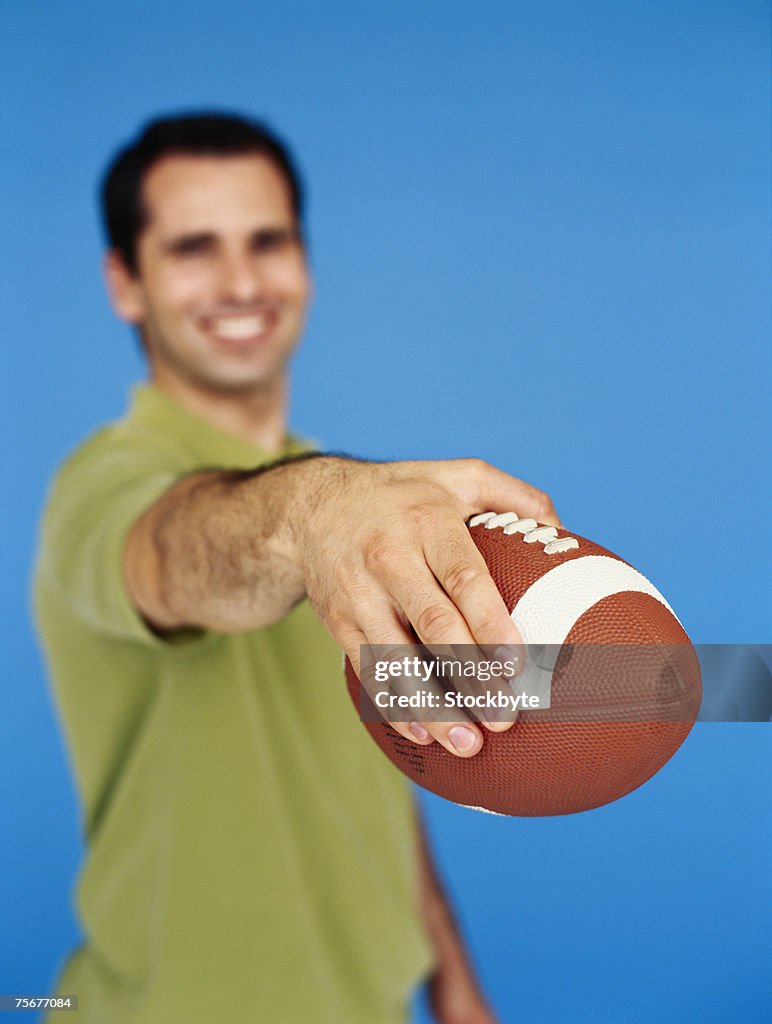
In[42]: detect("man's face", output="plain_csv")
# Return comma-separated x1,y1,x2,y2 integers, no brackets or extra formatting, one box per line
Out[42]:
111,153,310,395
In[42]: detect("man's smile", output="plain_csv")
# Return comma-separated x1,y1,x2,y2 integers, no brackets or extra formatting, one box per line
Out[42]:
200,309,279,346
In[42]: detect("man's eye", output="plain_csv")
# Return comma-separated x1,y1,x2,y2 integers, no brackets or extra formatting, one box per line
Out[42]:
169,237,212,256
253,230,294,253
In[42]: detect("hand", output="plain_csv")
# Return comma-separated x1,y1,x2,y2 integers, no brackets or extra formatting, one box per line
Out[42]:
427,968,500,1024
292,457,558,757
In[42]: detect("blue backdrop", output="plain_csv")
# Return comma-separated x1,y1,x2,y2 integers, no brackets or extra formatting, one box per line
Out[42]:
2,3,769,1022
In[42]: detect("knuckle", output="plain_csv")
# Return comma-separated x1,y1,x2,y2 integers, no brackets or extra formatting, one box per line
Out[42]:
443,559,484,600
362,531,397,573
414,602,457,640
456,456,489,487
406,500,443,533
471,615,505,640
323,605,349,639
534,490,554,521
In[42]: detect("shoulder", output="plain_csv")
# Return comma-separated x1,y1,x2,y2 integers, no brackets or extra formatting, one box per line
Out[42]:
43,411,196,523
58,414,191,481
38,413,191,567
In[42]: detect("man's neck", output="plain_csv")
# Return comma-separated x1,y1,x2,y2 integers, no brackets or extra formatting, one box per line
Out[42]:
150,370,290,454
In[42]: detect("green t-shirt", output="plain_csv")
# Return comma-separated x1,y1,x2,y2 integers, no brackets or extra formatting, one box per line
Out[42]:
34,385,433,1024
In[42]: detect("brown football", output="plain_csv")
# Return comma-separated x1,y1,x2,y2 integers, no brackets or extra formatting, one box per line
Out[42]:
345,511,702,816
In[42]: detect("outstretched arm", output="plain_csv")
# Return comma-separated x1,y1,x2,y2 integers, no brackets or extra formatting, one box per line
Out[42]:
125,453,558,755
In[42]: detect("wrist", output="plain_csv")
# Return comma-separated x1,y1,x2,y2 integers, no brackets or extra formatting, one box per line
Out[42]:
278,454,357,572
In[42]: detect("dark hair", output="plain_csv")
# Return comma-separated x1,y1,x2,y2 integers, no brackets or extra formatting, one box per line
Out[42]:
101,112,304,271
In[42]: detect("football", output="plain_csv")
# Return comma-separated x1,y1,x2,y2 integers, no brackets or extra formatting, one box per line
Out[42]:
345,511,702,816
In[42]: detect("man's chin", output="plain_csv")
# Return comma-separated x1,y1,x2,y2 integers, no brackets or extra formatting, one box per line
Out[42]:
194,363,288,397
197,376,278,396
148,345,292,401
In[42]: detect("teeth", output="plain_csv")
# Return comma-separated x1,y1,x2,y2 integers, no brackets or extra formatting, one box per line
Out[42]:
211,315,267,340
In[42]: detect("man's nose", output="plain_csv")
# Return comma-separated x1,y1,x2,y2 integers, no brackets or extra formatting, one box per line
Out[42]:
217,249,264,304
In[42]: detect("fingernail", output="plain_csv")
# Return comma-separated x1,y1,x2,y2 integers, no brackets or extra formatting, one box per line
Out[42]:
448,726,477,753
409,721,429,742
494,645,521,680
484,704,502,724
484,700,509,729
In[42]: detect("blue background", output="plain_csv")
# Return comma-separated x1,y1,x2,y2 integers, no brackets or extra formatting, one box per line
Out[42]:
1,2,770,1022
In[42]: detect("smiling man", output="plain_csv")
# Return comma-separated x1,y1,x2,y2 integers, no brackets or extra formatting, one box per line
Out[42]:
105,149,308,443
35,113,557,1024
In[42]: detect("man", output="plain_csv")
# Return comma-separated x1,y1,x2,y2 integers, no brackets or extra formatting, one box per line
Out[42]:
35,113,558,1023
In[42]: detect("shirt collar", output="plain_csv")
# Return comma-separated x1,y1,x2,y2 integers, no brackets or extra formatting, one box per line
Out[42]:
128,383,313,470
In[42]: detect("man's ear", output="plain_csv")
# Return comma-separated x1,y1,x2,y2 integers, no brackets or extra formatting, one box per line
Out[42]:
103,249,146,324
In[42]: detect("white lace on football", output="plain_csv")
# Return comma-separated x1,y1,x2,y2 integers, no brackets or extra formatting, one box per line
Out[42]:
468,512,496,526
523,525,558,544
468,511,579,555
503,518,537,535
483,512,519,529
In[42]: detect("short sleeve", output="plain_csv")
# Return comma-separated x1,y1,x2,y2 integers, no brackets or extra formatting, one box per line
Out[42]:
35,436,204,647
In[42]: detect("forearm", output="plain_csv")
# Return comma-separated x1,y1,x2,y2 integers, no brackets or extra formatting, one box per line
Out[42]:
124,453,342,633
417,816,497,1023
418,818,473,980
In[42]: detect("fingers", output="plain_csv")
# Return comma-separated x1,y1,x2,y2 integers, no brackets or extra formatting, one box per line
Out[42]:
364,537,522,693
423,527,523,649
362,517,520,651
350,615,489,758
431,457,561,528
